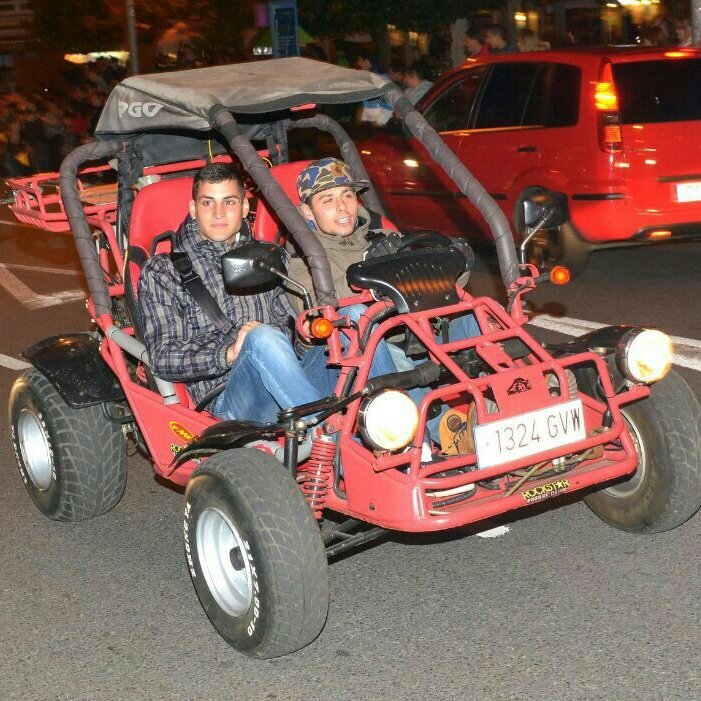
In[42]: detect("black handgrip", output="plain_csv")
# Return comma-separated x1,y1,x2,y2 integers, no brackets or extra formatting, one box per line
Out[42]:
364,360,442,395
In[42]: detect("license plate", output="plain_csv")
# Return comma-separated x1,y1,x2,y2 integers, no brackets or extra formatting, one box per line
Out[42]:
675,181,701,203
474,399,585,469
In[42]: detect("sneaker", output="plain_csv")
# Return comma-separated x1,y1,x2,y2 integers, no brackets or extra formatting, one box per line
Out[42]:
438,405,476,456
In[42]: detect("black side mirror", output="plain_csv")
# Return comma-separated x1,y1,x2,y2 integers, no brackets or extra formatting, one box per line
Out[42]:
522,190,569,230
221,241,286,290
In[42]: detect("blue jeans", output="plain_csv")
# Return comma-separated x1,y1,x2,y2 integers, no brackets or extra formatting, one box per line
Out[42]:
301,303,400,396
302,305,480,439
212,325,322,424
388,311,481,437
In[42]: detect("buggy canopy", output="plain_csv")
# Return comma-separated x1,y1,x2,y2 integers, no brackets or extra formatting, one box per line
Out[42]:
95,57,391,135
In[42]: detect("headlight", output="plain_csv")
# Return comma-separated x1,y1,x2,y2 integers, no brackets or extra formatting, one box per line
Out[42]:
358,389,419,452
616,328,673,384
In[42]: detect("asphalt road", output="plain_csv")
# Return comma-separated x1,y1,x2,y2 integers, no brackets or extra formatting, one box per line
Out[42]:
1,218,700,701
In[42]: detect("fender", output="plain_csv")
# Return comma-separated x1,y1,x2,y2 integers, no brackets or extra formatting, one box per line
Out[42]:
173,419,284,467
548,325,637,396
22,333,125,408
549,325,636,356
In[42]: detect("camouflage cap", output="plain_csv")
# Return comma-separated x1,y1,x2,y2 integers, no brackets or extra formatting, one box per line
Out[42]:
297,157,369,203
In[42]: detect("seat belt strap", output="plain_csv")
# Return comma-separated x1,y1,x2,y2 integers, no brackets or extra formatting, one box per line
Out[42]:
170,251,234,335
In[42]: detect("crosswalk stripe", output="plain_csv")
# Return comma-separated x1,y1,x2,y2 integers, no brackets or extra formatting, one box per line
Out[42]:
0,264,85,310
0,353,30,370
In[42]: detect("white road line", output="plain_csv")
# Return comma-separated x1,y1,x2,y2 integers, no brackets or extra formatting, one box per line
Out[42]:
528,313,701,373
2,263,82,276
0,353,30,370
0,264,85,310
476,525,511,538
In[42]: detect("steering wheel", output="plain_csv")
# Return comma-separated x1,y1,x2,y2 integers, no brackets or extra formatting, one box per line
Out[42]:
364,229,453,261
363,229,475,286
396,229,453,251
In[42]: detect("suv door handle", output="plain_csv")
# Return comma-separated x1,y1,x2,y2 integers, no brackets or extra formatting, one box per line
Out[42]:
516,146,537,153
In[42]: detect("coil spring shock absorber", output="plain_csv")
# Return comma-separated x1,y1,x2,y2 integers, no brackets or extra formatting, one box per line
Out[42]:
300,435,335,519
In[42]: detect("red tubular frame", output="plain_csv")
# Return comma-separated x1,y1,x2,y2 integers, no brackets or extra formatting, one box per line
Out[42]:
303,286,648,532
8,165,118,232
89,266,646,516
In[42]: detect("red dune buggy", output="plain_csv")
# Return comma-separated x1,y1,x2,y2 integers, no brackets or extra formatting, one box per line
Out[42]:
7,58,701,659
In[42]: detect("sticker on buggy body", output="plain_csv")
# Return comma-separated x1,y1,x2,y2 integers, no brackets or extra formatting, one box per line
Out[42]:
520,479,570,504
169,421,195,442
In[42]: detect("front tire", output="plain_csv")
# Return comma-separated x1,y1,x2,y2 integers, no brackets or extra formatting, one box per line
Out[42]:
9,368,127,521
585,369,701,533
183,449,329,658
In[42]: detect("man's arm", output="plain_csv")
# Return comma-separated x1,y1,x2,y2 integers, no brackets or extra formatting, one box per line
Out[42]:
137,256,234,381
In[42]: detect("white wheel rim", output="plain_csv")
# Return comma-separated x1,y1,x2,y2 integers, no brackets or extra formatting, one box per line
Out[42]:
604,412,647,498
196,507,253,617
17,408,53,491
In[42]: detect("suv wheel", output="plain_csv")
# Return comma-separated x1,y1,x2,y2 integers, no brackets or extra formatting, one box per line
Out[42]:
9,368,127,521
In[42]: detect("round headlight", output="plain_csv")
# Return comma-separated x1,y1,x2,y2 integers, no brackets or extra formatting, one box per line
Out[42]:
616,328,673,384
358,389,419,452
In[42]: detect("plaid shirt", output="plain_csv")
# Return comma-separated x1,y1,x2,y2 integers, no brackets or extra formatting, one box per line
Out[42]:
137,215,293,407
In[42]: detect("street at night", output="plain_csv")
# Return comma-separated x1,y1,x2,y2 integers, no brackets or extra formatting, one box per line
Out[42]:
3,0,701,697
1,219,700,700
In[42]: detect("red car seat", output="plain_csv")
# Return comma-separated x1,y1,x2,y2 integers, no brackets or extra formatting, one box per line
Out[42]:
124,176,194,406
127,176,194,276
253,160,311,242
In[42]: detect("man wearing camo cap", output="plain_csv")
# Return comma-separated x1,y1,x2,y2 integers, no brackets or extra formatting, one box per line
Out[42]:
288,157,481,446
287,156,396,314
285,157,401,395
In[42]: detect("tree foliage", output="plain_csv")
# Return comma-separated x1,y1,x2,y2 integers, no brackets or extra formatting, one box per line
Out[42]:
31,0,247,53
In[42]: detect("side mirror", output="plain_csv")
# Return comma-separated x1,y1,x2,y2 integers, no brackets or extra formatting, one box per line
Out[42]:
221,241,286,290
522,190,569,230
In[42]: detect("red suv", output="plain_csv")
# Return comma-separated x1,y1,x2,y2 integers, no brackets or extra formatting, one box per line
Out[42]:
360,47,701,274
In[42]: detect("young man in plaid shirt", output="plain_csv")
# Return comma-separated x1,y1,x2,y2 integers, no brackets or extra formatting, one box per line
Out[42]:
137,163,322,424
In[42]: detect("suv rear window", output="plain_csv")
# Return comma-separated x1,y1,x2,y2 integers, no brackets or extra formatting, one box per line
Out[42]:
613,59,701,123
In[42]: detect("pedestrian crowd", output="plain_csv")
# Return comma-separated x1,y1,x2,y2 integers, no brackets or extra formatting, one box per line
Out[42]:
0,57,126,177
638,15,694,47
2,14,698,174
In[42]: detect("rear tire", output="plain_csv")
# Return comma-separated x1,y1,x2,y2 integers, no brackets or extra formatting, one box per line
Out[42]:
584,369,701,533
528,222,591,278
183,448,329,658
9,368,127,521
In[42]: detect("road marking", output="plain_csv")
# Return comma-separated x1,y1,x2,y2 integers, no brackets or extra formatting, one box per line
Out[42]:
476,525,510,538
0,264,85,310
3,263,81,276
528,313,701,373
0,353,30,370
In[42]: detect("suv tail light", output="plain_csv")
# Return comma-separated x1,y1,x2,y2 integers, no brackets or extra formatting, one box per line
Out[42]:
595,63,622,152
